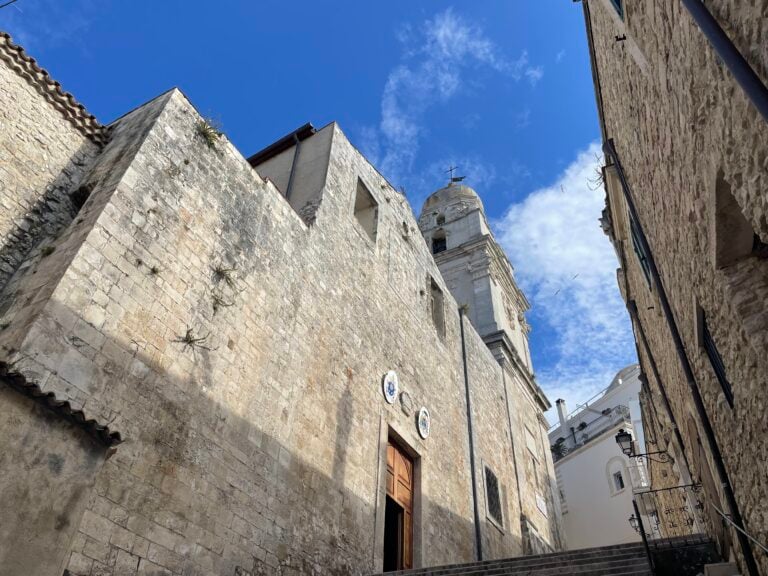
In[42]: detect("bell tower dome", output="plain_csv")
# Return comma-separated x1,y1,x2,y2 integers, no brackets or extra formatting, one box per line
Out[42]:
418,180,534,373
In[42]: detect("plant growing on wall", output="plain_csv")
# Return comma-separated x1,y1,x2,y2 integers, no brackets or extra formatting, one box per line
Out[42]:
212,263,240,291
211,291,233,315
172,327,217,351
195,118,223,150
551,437,567,459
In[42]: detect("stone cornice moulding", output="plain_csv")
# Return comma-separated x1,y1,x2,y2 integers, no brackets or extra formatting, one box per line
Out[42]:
0,31,108,146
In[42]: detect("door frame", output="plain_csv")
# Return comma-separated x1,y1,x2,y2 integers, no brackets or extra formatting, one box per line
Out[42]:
373,415,422,572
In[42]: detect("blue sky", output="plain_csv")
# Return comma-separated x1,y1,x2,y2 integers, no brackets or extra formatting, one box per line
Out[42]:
1,0,636,418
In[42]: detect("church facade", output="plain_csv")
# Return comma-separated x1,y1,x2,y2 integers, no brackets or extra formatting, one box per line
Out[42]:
0,32,561,576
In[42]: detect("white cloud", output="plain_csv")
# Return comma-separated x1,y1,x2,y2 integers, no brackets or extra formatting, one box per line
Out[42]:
362,8,543,188
2,0,99,54
556,49,566,64
494,142,637,418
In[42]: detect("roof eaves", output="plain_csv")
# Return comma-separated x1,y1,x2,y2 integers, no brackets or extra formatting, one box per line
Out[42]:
0,361,122,447
0,31,109,146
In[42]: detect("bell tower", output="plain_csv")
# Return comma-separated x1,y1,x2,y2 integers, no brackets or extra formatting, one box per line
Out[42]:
418,180,533,373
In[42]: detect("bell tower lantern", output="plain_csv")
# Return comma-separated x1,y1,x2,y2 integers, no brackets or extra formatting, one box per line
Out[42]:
418,180,533,372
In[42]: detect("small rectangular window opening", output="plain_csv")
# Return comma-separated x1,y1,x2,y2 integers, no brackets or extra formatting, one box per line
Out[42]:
629,214,652,287
702,313,734,408
531,456,539,486
429,277,445,339
609,0,624,19
485,466,503,527
613,471,625,491
354,178,379,243
432,235,447,254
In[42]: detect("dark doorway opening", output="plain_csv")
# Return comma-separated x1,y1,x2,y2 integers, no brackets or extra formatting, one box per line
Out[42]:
383,496,404,571
383,438,414,570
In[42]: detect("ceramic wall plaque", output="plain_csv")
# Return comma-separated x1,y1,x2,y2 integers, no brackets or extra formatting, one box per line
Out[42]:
382,371,399,404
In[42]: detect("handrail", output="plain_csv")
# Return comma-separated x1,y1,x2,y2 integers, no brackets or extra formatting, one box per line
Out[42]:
681,0,768,123
711,503,768,555
633,499,655,573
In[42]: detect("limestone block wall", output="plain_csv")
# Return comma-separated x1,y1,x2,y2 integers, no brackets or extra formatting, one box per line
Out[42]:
509,370,559,553
0,378,109,576
0,53,99,290
461,323,524,559
588,0,768,571
0,83,556,576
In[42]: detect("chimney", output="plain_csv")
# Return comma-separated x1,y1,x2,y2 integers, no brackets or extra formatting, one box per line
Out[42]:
556,398,568,429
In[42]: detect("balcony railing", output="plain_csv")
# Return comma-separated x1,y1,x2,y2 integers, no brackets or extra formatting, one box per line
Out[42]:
551,404,631,462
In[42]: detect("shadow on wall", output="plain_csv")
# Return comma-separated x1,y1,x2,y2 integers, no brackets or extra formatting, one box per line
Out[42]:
0,299,511,576
0,136,98,292
0,140,96,321
0,379,110,576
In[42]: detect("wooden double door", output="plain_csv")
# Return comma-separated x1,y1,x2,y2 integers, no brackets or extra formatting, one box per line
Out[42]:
384,440,413,571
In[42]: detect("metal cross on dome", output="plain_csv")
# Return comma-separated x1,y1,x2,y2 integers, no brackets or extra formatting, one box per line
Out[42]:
445,165,466,184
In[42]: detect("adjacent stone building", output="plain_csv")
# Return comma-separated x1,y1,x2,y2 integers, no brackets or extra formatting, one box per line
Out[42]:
0,31,562,576
581,1,768,574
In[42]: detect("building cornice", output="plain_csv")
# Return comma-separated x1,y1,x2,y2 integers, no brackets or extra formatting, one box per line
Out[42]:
435,234,530,311
0,31,108,145
483,330,551,411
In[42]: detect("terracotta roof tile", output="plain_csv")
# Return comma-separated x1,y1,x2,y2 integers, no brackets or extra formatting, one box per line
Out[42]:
0,31,108,145
0,361,122,447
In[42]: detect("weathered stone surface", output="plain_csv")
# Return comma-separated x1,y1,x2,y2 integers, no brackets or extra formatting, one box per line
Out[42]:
0,381,108,575
0,35,562,576
586,0,768,573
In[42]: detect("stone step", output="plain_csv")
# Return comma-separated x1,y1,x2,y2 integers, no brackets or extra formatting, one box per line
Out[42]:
377,543,648,576
424,557,651,576
414,553,649,576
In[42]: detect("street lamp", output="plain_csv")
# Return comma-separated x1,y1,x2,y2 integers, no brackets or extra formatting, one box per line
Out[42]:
614,429,671,463
628,513,640,533
616,428,634,456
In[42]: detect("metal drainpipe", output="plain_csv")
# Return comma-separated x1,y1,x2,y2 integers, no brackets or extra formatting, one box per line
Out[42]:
459,306,483,562
285,133,302,201
604,138,759,576
680,0,768,123
627,299,692,475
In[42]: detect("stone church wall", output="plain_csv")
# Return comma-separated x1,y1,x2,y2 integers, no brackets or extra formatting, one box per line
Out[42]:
0,56,554,575
587,0,768,572
0,49,99,291
0,377,110,576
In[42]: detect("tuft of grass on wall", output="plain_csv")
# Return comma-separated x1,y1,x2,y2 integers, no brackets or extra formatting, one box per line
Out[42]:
195,118,223,150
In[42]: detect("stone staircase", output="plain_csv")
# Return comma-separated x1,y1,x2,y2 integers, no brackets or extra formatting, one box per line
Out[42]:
373,542,652,576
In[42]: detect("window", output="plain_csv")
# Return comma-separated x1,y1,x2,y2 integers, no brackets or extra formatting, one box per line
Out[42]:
607,457,627,495
354,178,378,243
702,312,734,408
613,471,625,491
436,214,445,226
484,466,503,527
531,456,539,486
629,213,652,286
525,427,539,459
609,0,624,19
429,276,445,339
432,231,447,254
712,169,763,267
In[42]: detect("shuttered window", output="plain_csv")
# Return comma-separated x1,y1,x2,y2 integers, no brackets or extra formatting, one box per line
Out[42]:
485,466,503,527
629,214,652,286
702,314,734,408
609,0,624,19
